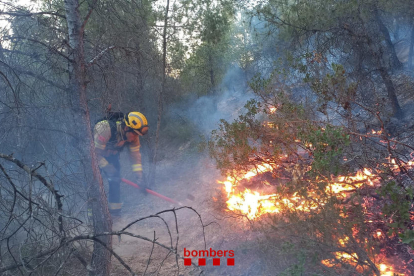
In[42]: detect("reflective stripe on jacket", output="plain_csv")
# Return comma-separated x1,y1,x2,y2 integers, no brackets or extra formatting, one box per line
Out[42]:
93,120,142,171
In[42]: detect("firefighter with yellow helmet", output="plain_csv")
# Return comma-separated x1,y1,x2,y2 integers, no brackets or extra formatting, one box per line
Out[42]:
93,111,149,215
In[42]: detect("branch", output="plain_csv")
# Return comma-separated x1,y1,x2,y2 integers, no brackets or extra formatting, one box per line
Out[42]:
4,64,67,91
89,231,201,267
91,237,135,275
121,207,207,250
0,11,65,19
349,131,414,151
172,208,180,272
0,153,65,238
0,222,203,274
87,46,116,67
80,0,98,33
144,231,156,276
0,70,16,98
0,67,22,110
12,125,79,141
53,248,75,276
7,36,71,62
263,14,327,34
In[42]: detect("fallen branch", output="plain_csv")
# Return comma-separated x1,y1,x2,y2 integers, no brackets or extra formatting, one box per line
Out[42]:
0,153,65,237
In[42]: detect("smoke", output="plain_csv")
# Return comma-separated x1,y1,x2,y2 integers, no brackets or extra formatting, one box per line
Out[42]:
168,65,256,137
393,23,413,65
164,14,288,138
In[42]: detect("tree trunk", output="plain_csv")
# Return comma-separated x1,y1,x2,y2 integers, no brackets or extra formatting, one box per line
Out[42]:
150,0,170,187
136,44,144,110
378,66,403,118
360,9,404,119
209,51,216,94
374,7,403,70
409,19,414,71
63,0,112,275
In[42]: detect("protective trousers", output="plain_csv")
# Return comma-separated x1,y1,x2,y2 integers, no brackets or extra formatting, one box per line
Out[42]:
105,154,122,214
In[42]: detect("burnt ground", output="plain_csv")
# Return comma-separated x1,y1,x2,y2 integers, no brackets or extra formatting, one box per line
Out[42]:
109,153,290,276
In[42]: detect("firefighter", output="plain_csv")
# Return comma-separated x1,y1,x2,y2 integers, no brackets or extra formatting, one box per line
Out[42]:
93,111,149,215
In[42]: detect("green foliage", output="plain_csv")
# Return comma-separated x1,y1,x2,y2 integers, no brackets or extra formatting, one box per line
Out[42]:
249,73,272,94
174,0,237,97
378,181,414,244
209,68,353,179
208,100,260,173
301,125,350,176
208,81,313,175
180,40,232,96
400,230,414,247
208,63,413,274
253,0,406,116
308,63,358,113
200,7,232,44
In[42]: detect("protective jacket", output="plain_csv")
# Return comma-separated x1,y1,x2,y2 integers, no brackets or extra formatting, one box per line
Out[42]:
93,119,142,174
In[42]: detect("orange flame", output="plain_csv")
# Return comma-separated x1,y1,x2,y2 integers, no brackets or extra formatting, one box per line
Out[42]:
378,262,403,276
219,163,384,219
269,106,277,114
216,123,414,273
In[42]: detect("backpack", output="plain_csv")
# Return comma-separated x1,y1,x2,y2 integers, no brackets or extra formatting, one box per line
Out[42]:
95,112,124,144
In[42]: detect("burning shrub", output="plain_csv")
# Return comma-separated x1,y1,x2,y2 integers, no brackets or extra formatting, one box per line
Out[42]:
208,68,414,275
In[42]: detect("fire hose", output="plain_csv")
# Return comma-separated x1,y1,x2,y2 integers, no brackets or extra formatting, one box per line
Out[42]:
121,178,183,206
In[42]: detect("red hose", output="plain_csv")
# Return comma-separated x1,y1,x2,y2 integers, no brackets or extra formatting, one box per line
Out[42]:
121,178,181,205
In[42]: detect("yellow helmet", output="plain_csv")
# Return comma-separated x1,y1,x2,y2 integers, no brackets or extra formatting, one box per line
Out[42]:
124,112,148,133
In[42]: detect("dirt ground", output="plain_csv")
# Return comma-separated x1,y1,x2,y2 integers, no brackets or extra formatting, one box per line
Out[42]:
109,154,281,276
